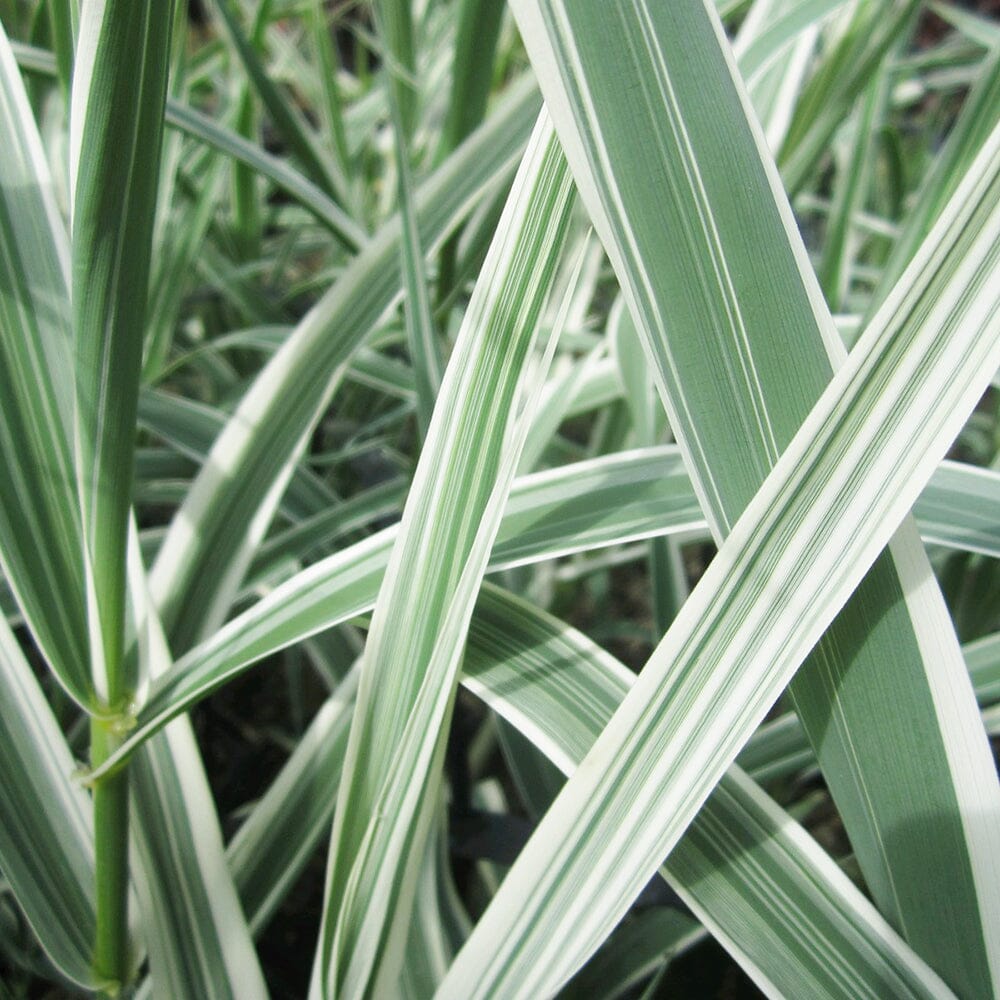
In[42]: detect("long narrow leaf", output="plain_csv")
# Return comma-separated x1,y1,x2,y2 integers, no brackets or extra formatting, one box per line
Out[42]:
0,23,90,706
867,44,1000,316
435,110,1000,998
70,0,173,702
511,0,1000,993
223,579,953,999
212,0,344,202
91,433,1000,777
0,615,98,990
314,111,575,998
149,77,541,653
385,19,441,440
10,37,364,248
130,732,269,999
124,530,268,999
465,584,953,1000
778,0,921,193
86,447,701,776
70,5,174,982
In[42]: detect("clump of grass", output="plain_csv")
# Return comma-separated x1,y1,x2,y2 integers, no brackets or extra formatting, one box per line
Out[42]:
0,1,998,997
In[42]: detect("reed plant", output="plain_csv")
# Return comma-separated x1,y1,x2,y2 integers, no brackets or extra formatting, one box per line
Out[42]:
0,0,998,996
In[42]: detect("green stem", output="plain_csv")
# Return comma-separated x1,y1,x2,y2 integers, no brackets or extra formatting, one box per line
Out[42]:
91,717,130,994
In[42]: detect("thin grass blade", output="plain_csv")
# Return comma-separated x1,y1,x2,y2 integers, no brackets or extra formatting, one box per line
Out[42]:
70,0,173,703
0,615,98,990
383,11,442,440
0,23,90,706
211,0,343,201
778,0,921,193
123,530,268,999
313,111,575,998
373,0,417,141
149,78,540,653
70,5,174,983
866,44,1000,317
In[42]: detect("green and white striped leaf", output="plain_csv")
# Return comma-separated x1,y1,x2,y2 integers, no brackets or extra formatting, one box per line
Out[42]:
0,614,98,990
149,77,541,654
398,820,465,999
778,0,921,194
130,731,268,999
212,0,344,203
214,577,955,999
313,111,575,998
735,0,848,83
10,35,366,243
85,444,707,775
2,8,997,997
435,94,1000,1000
373,0,417,142
384,5,441,441
70,6,174,984
739,0,820,154
0,22,90,707
70,0,173,703
305,0,354,199
609,297,686,631
510,1,1000,994
917,461,1000,559
247,478,407,577
394,167,440,436
931,1,1000,47
88,431,1000,778
736,628,1000,786
124,529,267,1000
510,443,1000,567
867,44,1000,317
815,69,887,310
465,584,953,1000
138,379,1000,569
166,100,365,249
